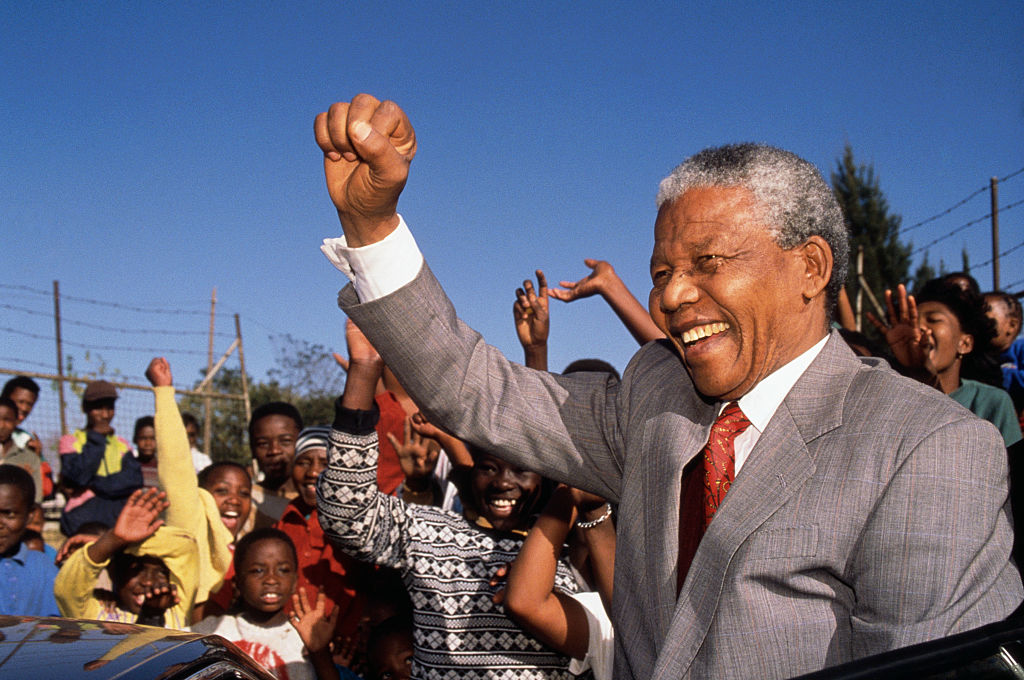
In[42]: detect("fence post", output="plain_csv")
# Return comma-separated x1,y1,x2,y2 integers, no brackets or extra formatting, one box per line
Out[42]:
52,280,67,435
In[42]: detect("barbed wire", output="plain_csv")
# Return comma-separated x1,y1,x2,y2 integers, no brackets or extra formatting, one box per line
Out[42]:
901,165,1024,235
0,356,56,372
0,303,235,338
974,238,1024,270
910,198,1024,256
0,283,210,316
1,326,210,356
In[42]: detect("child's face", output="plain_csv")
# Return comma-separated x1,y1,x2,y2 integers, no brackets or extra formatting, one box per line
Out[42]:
0,484,31,557
116,556,171,614
237,538,297,615
291,447,327,508
370,630,414,680
133,425,157,462
202,467,252,538
7,388,37,425
85,400,115,432
0,405,17,444
250,415,299,483
470,454,542,533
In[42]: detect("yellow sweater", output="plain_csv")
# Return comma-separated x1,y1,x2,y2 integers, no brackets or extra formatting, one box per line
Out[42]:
153,385,234,608
53,525,198,630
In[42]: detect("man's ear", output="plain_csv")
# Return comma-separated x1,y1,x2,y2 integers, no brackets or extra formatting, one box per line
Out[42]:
797,236,833,301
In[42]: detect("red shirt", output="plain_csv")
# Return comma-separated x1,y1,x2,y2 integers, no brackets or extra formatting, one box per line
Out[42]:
375,391,407,495
275,500,370,638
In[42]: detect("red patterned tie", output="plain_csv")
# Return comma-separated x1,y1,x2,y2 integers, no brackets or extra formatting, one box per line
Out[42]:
701,401,750,529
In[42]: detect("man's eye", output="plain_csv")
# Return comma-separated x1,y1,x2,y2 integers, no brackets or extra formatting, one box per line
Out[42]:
651,269,670,283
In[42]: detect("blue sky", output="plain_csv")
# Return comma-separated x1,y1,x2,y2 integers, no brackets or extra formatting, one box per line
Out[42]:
2,1,1022,424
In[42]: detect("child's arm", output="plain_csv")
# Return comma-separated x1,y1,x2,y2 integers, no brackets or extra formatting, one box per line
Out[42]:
549,259,665,345
55,488,169,618
498,485,590,659
85,487,168,565
513,270,549,371
318,320,418,569
410,413,474,470
571,488,616,615
147,357,234,605
290,588,342,680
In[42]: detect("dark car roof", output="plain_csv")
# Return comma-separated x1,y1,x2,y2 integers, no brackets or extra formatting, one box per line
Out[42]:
0,616,275,680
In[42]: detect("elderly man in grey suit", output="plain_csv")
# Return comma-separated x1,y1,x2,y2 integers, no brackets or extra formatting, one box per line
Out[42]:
313,95,1023,678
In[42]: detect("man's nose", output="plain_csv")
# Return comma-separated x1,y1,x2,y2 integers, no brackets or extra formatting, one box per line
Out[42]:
660,271,700,313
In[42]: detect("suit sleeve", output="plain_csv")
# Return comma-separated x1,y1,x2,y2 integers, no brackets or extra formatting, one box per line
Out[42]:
849,415,1024,656
340,263,626,502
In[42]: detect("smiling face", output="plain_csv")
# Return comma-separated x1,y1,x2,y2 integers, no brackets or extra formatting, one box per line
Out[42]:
470,453,542,532
236,537,297,621
115,556,170,615
649,186,830,401
291,447,327,509
250,415,299,485
7,388,37,425
917,300,973,390
0,484,31,557
202,466,252,539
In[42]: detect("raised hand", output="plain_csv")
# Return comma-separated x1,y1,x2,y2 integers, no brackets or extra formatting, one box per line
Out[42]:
549,259,616,302
410,412,474,469
314,94,417,246
513,271,550,358
290,588,339,654
139,582,179,614
388,417,441,482
145,357,173,388
112,487,169,545
55,532,102,566
345,319,383,369
867,285,928,371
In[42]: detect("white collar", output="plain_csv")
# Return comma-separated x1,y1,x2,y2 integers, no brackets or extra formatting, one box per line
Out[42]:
734,334,830,434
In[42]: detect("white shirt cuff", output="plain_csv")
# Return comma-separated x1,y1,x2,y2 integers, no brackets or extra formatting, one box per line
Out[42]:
320,214,424,302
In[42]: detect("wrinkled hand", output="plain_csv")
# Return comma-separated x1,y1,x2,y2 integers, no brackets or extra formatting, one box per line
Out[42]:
866,284,930,372
315,94,417,245
513,271,550,350
389,417,441,481
549,259,616,303
145,357,173,387
56,532,101,566
290,588,339,654
112,488,168,545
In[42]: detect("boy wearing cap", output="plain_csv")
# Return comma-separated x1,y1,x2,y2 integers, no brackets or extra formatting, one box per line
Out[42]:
58,380,143,536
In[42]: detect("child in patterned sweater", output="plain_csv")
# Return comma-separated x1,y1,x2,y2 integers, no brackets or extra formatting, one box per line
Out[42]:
316,321,585,680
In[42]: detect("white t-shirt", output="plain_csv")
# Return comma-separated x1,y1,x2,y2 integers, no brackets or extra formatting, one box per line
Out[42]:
191,614,313,680
567,591,614,680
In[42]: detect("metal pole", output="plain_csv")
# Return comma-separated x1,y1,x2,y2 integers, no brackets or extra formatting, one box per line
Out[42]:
990,177,1000,290
52,280,67,435
235,314,251,423
204,287,216,455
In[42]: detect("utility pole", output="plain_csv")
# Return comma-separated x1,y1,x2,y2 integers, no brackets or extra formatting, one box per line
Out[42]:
53,280,67,435
991,177,1000,290
205,287,216,455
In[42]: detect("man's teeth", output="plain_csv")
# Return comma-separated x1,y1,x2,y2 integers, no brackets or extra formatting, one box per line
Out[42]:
490,498,516,508
682,322,729,345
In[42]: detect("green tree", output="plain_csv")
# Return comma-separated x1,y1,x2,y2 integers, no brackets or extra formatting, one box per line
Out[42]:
831,145,912,321
178,335,344,463
910,253,937,294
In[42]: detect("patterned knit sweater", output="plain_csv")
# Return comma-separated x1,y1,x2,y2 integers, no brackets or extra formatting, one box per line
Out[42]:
317,409,587,680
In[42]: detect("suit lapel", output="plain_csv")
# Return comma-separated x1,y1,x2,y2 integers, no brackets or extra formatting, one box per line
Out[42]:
653,333,854,678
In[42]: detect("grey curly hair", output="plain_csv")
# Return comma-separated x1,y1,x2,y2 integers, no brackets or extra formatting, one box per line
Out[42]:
656,143,848,312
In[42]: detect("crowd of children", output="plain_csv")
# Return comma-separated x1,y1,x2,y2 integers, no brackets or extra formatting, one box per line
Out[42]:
1,263,1021,679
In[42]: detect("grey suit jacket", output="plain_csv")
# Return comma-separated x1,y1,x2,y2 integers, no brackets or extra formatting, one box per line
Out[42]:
341,263,1023,679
